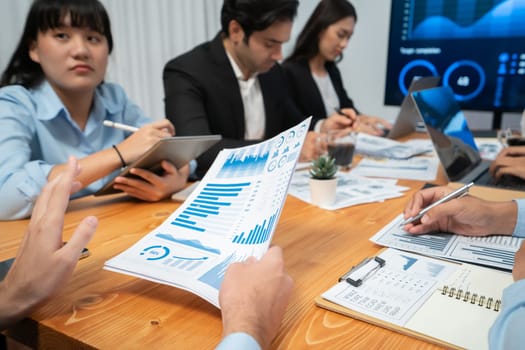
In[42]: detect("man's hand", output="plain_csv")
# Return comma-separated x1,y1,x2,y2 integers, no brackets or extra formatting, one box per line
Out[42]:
219,246,293,349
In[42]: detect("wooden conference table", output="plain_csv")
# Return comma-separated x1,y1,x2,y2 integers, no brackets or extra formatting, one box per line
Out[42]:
2,167,524,349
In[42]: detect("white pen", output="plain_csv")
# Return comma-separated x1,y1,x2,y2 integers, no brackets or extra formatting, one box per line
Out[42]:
400,182,474,226
103,120,139,133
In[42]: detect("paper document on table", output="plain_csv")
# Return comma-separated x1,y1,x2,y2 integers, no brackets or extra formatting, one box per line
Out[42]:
356,133,433,159
370,214,523,270
288,171,409,210
321,248,458,326
104,118,311,307
352,156,439,181
317,247,513,350
475,138,503,160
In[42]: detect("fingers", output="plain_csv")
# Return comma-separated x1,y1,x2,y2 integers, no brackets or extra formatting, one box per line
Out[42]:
60,216,98,261
31,157,79,230
150,120,175,136
403,186,452,219
339,108,357,121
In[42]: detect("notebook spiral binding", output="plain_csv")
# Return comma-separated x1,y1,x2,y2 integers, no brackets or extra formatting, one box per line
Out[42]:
441,286,501,312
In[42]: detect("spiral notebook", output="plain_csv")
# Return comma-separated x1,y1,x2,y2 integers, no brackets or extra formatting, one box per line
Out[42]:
315,248,513,350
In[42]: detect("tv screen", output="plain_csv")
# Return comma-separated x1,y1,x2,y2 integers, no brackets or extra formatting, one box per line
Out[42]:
384,0,525,113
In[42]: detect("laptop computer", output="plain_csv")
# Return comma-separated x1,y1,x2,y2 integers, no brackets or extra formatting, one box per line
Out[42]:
386,76,441,139
411,86,525,189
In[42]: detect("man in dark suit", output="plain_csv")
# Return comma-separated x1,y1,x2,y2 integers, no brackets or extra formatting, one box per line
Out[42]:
163,0,352,177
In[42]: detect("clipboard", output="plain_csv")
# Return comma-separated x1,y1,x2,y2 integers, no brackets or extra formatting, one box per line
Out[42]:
95,135,221,196
315,248,512,350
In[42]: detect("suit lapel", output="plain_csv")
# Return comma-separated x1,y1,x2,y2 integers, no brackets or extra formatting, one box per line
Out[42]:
209,34,245,138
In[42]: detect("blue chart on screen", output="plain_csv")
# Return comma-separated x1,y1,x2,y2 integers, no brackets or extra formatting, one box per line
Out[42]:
409,0,525,39
232,210,278,245
394,232,451,252
171,182,251,234
218,143,270,178
198,253,237,290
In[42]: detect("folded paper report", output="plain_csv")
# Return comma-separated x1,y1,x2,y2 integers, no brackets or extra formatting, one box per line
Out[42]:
104,119,310,307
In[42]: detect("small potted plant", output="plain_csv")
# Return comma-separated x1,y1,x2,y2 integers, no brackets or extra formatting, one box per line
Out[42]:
309,155,338,208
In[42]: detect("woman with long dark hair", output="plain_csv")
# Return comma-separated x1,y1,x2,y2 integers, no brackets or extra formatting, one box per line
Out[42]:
0,0,189,220
283,0,390,136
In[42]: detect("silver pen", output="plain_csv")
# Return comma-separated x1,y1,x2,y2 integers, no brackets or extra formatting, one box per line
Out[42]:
400,182,474,226
103,120,139,133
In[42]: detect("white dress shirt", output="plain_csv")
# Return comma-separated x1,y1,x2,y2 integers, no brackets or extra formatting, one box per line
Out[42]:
226,52,265,140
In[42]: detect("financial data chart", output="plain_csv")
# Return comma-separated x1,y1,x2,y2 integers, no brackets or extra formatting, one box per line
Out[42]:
104,119,311,307
385,0,525,112
371,215,523,270
323,249,457,326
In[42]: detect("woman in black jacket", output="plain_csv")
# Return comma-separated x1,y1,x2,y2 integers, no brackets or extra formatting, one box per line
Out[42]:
283,0,391,136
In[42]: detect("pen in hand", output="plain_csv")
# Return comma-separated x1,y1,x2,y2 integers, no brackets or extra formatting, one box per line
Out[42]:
334,108,355,126
400,182,474,226
103,120,139,133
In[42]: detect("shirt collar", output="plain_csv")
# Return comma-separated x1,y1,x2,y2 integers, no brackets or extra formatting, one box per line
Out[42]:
225,50,258,82
32,80,122,123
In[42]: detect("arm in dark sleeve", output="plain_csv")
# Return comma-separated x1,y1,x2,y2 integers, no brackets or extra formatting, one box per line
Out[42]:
329,64,359,115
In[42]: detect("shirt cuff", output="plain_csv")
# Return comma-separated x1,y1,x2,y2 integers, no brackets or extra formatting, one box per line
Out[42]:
512,199,525,237
215,332,261,350
314,119,324,133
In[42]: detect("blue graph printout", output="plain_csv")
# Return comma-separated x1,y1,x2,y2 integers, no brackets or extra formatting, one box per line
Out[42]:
370,214,524,270
104,118,311,307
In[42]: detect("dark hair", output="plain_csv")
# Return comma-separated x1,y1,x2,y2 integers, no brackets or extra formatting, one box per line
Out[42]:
221,0,299,42
285,0,357,63
1,0,113,88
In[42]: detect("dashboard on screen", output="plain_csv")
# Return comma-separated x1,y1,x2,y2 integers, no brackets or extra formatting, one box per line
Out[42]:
384,0,525,113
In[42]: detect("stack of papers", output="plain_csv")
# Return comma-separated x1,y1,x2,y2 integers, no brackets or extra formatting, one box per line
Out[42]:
356,133,433,159
351,156,439,181
288,171,409,210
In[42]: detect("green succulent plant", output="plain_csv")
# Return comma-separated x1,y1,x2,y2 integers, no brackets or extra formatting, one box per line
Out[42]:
309,155,337,180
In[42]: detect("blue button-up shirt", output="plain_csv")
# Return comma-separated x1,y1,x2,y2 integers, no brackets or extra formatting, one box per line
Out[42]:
0,81,151,220
489,199,525,349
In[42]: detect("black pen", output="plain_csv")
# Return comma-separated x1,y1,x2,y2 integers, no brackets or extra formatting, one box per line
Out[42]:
400,182,474,226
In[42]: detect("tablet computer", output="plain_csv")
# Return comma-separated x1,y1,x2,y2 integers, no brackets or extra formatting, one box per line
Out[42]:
95,135,221,196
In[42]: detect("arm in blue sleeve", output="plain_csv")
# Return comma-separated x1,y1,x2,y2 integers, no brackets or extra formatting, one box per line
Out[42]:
215,332,261,350
0,91,49,220
489,279,525,350
512,199,525,238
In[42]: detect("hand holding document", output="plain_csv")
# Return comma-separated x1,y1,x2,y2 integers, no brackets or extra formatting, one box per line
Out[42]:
104,119,311,307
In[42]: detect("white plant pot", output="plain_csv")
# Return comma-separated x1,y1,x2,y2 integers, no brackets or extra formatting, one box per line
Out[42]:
309,177,337,208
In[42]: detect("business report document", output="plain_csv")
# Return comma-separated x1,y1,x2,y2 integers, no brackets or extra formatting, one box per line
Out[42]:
104,119,310,307
318,248,513,350
371,214,523,270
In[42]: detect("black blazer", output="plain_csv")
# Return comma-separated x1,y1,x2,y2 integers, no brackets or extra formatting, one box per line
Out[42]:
163,33,308,176
282,59,358,121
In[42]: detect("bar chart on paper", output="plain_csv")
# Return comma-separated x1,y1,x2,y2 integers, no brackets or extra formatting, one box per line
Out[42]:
218,143,271,178
370,215,524,270
104,118,312,307
170,182,252,236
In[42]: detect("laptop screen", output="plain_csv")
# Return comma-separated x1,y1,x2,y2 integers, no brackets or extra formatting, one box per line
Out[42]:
411,86,482,181
387,76,441,139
